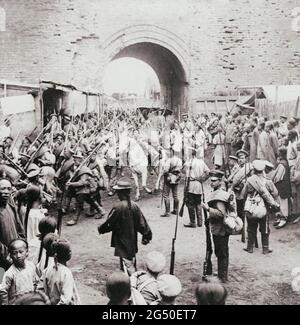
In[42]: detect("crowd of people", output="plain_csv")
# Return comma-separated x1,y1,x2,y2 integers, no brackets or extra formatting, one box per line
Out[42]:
0,106,299,305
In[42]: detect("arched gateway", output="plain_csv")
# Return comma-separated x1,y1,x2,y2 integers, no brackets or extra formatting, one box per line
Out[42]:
101,25,190,117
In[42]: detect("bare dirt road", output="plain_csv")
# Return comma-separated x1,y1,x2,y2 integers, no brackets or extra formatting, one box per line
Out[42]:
59,176,300,305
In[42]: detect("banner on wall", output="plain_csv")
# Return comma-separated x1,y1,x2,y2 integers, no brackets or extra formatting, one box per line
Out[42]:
0,94,35,115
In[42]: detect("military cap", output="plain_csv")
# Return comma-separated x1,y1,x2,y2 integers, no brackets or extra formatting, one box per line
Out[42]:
64,115,71,121
19,153,31,159
27,169,41,179
145,251,166,274
73,152,84,159
280,115,287,120
26,163,40,173
112,181,132,191
157,274,182,298
228,155,238,162
236,149,249,158
293,116,300,123
252,160,266,172
209,170,224,181
181,113,188,117
54,132,65,140
5,136,13,142
264,161,274,170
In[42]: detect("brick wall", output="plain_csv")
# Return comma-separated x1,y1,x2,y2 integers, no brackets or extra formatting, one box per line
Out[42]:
0,0,299,111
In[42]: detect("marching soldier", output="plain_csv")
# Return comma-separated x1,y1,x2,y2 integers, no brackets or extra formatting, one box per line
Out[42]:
230,149,253,242
55,148,75,214
225,156,239,188
183,147,210,228
66,152,105,226
180,114,194,162
160,148,182,218
241,160,280,254
201,170,231,283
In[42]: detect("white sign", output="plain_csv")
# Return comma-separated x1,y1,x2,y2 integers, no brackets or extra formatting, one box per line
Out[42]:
0,94,35,115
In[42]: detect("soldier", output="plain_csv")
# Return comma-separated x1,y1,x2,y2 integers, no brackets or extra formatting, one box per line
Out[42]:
98,181,152,274
3,136,19,163
53,133,65,168
241,160,280,254
230,149,253,242
66,152,105,226
201,170,231,283
183,147,210,228
277,115,288,145
160,148,182,218
225,156,239,189
180,113,194,162
87,151,108,216
55,148,75,214
212,127,226,170
19,136,32,155
272,147,292,229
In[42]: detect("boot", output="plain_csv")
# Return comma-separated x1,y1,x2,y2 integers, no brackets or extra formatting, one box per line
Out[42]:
217,257,228,283
93,201,106,219
171,199,179,215
184,208,196,228
160,199,171,217
66,213,79,226
196,205,203,227
261,234,273,254
243,232,255,253
62,196,72,215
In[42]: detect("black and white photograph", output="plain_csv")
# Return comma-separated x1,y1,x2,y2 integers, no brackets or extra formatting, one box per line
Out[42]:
0,0,300,308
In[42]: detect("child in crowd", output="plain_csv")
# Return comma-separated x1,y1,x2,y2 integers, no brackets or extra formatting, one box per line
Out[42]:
195,277,227,305
130,251,166,304
42,238,80,305
106,272,146,305
28,217,57,276
0,239,39,305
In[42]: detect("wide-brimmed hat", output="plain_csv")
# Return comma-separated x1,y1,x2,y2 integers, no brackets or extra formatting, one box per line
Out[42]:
112,181,132,191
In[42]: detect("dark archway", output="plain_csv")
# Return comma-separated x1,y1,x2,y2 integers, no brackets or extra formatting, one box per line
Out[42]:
111,42,188,117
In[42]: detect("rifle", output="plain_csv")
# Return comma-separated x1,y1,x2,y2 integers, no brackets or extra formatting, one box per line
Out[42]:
27,123,49,154
179,157,193,217
170,208,179,275
24,138,47,171
0,151,28,178
67,139,107,184
201,182,213,280
57,207,63,237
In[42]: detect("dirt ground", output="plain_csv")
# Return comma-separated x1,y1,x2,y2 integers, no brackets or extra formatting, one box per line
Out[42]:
58,167,300,305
